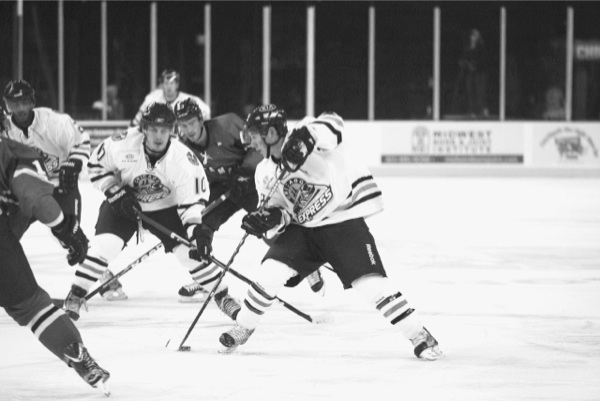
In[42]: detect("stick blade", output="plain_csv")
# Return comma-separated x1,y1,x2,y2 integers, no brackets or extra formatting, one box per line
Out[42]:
312,312,335,324
165,338,191,352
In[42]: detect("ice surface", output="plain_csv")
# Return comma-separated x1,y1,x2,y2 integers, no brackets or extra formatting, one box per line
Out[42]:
1,177,599,401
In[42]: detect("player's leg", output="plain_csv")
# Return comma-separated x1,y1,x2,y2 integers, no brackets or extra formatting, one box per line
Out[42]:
0,223,109,389
146,207,241,320
175,190,239,303
319,218,442,360
64,202,135,319
219,225,321,353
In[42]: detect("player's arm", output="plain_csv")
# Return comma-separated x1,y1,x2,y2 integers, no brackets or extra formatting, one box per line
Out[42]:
174,154,211,262
281,113,344,172
176,162,209,235
58,116,91,190
11,159,88,265
87,136,120,193
306,112,344,150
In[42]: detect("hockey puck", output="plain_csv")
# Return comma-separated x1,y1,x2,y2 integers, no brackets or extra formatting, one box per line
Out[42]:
179,345,191,352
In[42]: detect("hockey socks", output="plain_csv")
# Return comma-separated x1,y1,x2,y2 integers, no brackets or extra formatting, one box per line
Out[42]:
73,254,107,291
5,287,83,361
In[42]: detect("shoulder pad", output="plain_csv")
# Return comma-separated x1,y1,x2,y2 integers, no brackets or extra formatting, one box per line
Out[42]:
111,130,128,141
186,151,200,166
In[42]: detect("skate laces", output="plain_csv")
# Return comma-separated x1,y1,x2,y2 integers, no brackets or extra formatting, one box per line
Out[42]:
182,282,203,294
215,292,241,319
226,324,254,345
410,328,434,347
65,291,88,312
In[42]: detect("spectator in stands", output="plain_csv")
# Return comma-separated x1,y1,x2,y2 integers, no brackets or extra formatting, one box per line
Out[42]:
542,86,566,120
454,28,489,118
130,69,210,127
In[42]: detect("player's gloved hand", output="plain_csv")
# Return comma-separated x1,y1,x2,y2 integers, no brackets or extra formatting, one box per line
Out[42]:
227,174,254,201
58,159,83,191
189,224,213,262
281,126,315,172
51,214,89,266
241,207,283,238
104,185,141,221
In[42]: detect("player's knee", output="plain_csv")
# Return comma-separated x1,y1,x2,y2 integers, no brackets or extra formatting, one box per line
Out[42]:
90,233,125,263
352,273,392,303
173,244,204,269
4,286,53,327
255,259,297,294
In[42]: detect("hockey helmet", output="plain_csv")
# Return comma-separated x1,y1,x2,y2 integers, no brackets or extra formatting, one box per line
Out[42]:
3,79,36,104
174,98,202,121
242,104,287,144
141,102,176,128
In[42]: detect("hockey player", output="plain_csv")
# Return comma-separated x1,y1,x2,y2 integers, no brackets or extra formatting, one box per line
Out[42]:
1,79,125,300
172,98,325,302
0,136,110,393
2,79,90,236
62,102,241,322
217,105,443,360
130,69,210,127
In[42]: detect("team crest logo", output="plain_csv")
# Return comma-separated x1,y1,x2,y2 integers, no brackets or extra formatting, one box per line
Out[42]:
133,174,171,203
283,177,333,223
187,151,200,166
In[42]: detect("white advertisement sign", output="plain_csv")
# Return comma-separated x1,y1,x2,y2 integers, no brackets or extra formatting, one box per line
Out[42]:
533,124,600,166
381,122,525,163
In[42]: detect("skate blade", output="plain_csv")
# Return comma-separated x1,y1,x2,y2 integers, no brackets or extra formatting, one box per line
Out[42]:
97,378,110,397
178,296,206,303
217,344,239,354
102,291,128,301
418,345,444,361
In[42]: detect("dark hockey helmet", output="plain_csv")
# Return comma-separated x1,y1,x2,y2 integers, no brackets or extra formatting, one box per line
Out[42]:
173,98,202,121
3,79,36,104
0,105,9,133
160,69,180,84
140,102,176,128
242,104,287,144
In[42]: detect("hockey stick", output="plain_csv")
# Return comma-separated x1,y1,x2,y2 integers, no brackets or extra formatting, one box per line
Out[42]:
208,255,334,324
137,213,332,325
91,190,231,298
52,191,231,306
142,169,288,351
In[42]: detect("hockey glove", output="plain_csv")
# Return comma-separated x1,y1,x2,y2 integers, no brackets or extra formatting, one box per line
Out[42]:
58,159,83,191
105,185,141,221
281,126,316,172
51,214,89,266
189,224,214,262
241,207,283,238
227,174,254,202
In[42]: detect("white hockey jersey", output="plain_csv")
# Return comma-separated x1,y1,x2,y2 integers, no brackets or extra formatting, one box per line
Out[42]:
255,112,383,229
1,107,91,180
131,89,211,126
88,127,209,226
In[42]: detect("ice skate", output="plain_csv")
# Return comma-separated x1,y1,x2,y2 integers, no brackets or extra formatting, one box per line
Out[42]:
410,327,443,360
63,286,87,321
218,324,255,354
306,268,325,296
214,289,241,320
99,269,128,301
63,342,110,395
177,281,208,303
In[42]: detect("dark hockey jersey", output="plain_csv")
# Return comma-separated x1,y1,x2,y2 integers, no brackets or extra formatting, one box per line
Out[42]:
178,113,263,184
0,136,60,224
